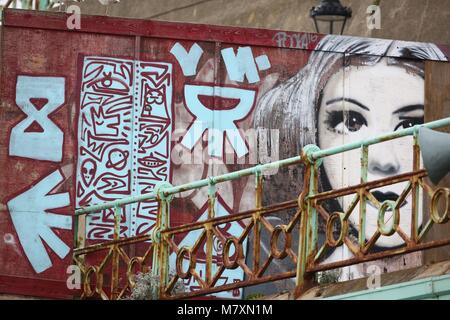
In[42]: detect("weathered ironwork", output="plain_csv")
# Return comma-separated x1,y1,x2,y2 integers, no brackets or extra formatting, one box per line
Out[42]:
73,118,450,299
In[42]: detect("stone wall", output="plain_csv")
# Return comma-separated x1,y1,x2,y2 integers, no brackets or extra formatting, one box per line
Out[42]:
63,0,449,44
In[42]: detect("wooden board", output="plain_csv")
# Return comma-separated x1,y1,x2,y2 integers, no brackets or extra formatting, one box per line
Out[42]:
423,60,450,264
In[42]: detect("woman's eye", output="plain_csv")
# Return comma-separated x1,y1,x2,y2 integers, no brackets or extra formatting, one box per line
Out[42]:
345,111,367,132
325,110,367,134
395,117,424,130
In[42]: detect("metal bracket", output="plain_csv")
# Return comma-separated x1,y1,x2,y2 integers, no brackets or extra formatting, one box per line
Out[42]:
302,144,323,166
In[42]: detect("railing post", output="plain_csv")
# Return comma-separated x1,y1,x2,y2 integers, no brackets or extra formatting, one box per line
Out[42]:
307,162,319,257
111,205,121,300
295,144,321,298
411,127,421,242
72,208,86,299
73,210,87,282
359,144,368,247
295,164,310,297
253,165,263,275
152,207,161,298
205,177,217,285
154,182,172,299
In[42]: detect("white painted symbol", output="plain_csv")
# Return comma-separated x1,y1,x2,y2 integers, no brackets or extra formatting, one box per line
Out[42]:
255,54,271,71
170,42,204,76
221,46,271,83
9,76,65,162
7,170,72,273
181,85,255,158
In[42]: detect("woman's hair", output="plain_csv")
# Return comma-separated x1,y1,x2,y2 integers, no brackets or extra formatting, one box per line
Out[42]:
254,35,448,159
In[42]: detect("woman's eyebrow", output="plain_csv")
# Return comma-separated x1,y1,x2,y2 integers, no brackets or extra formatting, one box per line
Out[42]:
393,104,424,114
325,97,370,111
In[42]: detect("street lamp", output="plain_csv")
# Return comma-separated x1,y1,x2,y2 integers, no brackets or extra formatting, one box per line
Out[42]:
310,0,352,35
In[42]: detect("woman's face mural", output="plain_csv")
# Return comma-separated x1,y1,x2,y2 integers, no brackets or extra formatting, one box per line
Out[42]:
318,58,424,246
250,37,448,289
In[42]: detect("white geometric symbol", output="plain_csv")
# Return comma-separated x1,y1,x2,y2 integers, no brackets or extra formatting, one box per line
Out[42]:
170,42,204,76
7,170,72,273
181,85,255,158
221,46,271,84
9,76,65,162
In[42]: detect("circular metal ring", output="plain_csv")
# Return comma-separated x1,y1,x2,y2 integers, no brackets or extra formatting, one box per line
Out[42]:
176,247,196,279
431,188,450,224
223,237,243,269
151,226,161,244
326,212,348,247
377,200,400,236
297,190,307,209
84,266,102,297
126,257,143,288
270,225,291,259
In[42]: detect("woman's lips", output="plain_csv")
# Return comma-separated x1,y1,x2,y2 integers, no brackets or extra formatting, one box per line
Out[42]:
368,191,408,210
373,191,399,202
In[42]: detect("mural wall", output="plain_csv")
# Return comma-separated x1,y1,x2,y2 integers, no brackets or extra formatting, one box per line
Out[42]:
0,10,449,298
77,56,173,240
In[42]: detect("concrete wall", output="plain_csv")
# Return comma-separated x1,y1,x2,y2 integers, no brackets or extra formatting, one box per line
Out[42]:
62,0,450,44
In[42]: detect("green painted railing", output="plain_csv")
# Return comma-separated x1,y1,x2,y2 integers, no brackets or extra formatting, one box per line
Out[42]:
73,117,450,300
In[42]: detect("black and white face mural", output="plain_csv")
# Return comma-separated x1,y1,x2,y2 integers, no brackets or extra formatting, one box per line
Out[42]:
247,35,448,295
318,58,424,246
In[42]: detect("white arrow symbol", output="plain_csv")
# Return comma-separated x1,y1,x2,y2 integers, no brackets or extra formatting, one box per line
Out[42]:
7,169,72,273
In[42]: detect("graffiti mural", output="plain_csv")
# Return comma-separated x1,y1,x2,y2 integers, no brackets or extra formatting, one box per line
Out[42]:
0,10,449,299
76,56,173,239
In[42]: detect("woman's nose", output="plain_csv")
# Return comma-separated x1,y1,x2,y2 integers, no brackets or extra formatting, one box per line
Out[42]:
368,144,401,176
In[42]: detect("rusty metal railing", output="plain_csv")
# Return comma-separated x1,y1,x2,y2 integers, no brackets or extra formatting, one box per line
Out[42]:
73,117,450,299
